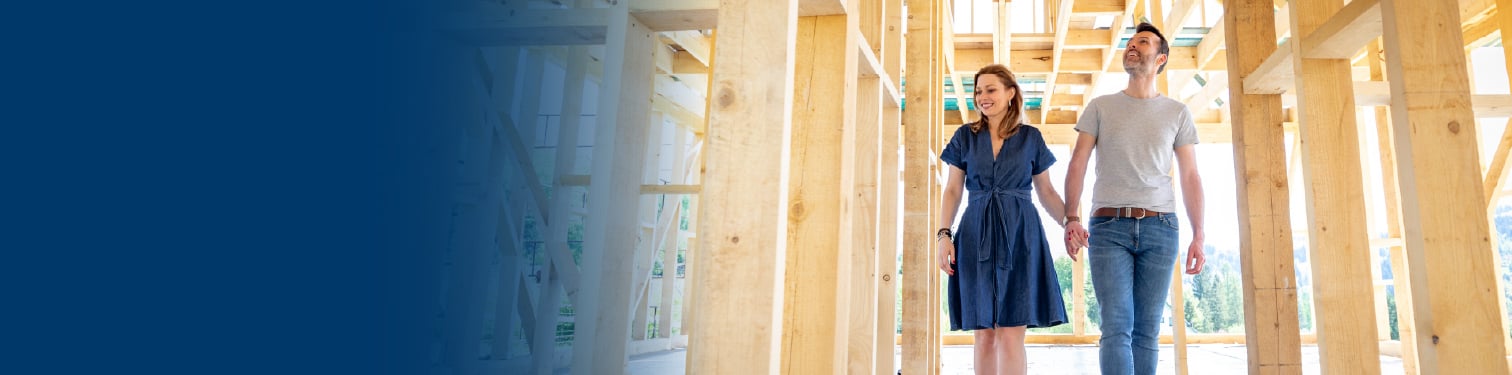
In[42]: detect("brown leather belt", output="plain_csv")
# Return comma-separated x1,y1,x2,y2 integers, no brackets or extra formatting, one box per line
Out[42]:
1091,207,1170,219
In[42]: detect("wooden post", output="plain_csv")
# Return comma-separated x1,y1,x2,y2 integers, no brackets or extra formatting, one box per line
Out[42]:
1288,0,1383,372
571,3,656,373
1149,2,1187,372
901,0,939,374
685,0,799,373
1224,0,1304,373
1380,0,1511,372
781,13,859,375
925,2,937,371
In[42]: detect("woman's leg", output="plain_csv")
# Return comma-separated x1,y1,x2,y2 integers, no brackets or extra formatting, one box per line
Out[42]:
993,326,1027,375
974,328,997,375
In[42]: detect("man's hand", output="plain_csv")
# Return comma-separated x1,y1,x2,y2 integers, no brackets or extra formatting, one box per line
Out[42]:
1184,240,1206,275
1064,221,1089,261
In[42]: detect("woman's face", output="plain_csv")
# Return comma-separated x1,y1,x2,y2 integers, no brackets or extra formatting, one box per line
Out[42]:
974,74,1016,120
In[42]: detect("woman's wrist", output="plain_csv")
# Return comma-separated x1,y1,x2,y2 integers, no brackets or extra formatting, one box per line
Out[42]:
935,227,952,242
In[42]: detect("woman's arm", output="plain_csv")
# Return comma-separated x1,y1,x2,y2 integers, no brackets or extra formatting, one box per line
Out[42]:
1033,171,1066,225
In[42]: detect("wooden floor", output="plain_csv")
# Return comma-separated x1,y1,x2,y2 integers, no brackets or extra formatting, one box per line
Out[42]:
623,345,1406,374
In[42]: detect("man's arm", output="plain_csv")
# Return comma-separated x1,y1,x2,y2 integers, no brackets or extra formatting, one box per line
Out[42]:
1175,144,1205,274
1062,132,1096,259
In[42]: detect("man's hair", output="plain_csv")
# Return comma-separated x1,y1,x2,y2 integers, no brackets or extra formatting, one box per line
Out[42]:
1134,22,1170,73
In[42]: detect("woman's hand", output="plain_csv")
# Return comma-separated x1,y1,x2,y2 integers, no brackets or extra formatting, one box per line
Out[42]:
1064,221,1088,261
937,238,956,275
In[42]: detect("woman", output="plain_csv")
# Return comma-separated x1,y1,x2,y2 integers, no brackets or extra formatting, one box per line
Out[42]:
937,64,1070,375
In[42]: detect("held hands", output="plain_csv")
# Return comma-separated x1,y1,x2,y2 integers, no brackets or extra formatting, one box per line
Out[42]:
1063,221,1089,261
937,237,956,276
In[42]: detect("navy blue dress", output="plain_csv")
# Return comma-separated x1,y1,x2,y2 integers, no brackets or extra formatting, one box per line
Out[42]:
940,124,1067,330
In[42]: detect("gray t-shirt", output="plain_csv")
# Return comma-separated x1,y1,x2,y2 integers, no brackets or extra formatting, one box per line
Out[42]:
1074,91,1199,213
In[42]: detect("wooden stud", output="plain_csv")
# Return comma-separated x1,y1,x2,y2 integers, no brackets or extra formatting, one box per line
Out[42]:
684,0,799,373
657,126,691,340
1381,0,1511,372
847,76,883,375
877,102,901,375
1225,0,1304,372
1360,38,1415,375
901,0,938,373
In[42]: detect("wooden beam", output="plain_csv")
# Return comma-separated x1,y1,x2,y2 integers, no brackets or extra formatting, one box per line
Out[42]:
1057,73,1093,86
1289,0,1382,371
1166,0,1201,32
781,14,857,374
1242,38,1294,95
1039,0,1077,123
684,0,798,373
1299,0,1382,59
1486,123,1512,202
1464,7,1501,52
632,0,847,31
632,0,719,32
1488,4,1512,207
1060,49,1103,73
1184,72,1227,109
1226,0,1304,373
1063,30,1112,49
1381,0,1511,372
1072,0,1124,15
940,7,971,124
446,8,608,46
1197,19,1225,70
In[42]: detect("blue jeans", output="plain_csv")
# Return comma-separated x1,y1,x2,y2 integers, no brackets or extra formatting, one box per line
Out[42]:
1088,213,1180,375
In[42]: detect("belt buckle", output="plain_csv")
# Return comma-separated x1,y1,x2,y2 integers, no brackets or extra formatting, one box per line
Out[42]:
1127,207,1146,219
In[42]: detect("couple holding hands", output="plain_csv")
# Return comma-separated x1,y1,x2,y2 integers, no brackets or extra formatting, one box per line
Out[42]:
935,23,1207,375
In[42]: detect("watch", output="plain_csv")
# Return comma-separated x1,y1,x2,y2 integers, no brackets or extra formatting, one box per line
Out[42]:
1062,216,1081,226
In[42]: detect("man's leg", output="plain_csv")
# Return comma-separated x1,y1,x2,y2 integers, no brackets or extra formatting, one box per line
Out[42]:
1088,217,1136,375
1130,215,1181,375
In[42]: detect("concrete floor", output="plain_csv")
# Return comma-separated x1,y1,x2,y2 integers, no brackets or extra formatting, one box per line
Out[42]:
628,345,1405,374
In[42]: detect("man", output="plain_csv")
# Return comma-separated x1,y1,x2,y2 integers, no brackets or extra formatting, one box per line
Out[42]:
1062,22,1206,375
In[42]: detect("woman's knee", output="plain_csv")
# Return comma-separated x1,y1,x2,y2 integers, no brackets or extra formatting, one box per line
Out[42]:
994,326,1026,343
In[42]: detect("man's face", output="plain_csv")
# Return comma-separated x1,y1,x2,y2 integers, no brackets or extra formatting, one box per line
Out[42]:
1122,31,1166,75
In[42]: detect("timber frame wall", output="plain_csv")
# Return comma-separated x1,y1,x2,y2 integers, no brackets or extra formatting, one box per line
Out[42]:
441,0,1512,374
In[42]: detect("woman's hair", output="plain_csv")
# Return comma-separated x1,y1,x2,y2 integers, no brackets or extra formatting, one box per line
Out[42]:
970,64,1024,139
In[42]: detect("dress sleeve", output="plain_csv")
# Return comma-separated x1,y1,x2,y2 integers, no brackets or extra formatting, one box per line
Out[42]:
940,125,968,170
1030,127,1056,175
